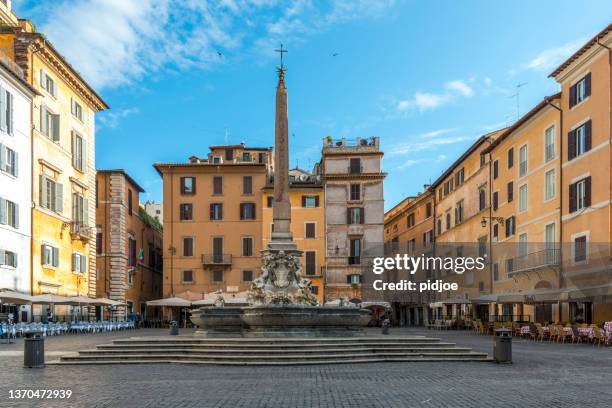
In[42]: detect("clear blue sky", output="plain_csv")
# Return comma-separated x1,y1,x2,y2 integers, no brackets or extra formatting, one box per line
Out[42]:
15,1,612,210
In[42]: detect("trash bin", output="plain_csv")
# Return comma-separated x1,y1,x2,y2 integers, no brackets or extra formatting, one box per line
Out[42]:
24,331,44,368
169,321,179,336
494,328,512,363
382,319,391,335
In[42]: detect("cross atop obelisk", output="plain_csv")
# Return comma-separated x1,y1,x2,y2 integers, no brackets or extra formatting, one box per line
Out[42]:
270,44,296,249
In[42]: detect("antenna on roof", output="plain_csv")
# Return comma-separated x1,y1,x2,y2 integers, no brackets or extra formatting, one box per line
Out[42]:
509,83,528,121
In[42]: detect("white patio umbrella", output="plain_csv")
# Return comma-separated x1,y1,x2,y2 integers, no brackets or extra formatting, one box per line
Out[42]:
146,297,192,326
30,294,74,304
93,298,125,306
0,290,33,304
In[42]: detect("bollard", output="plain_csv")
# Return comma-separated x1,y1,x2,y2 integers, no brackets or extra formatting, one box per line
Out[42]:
494,328,512,363
169,320,179,336
24,331,45,368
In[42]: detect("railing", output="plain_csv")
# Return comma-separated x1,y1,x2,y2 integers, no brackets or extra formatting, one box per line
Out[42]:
70,222,91,241
487,315,532,323
507,248,560,276
201,254,232,266
323,137,379,148
348,256,361,265
348,165,363,174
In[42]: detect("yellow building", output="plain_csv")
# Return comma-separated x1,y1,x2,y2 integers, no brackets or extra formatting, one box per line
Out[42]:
0,20,108,320
262,168,325,304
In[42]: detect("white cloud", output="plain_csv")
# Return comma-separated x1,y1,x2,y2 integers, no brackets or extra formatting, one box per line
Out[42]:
513,37,587,74
388,136,470,156
397,159,421,169
32,0,395,90
98,107,139,129
445,80,474,97
421,128,456,138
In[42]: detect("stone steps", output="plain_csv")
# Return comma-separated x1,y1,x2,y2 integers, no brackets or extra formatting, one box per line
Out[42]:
52,335,490,365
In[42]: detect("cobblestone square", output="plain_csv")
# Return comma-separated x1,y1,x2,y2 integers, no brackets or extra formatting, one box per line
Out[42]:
1,328,611,407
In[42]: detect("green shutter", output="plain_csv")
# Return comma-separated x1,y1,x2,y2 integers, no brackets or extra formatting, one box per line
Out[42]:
0,197,6,225
52,247,59,267
52,114,60,141
0,86,5,131
55,182,63,213
72,253,77,272
13,202,18,229
0,143,5,170
0,250,4,266
12,151,17,177
81,255,87,273
40,105,47,136
71,131,76,168
7,92,13,135
83,198,89,225
40,175,47,208
81,138,87,170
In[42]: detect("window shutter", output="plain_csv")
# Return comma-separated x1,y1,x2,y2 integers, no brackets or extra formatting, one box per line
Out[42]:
40,175,47,208
301,196,306,207
40,105,48,135
240,203,244,220
52,114,60,141
72,253,77,272
52,247,59,267
360,207,365,224
346,208,351,224
568,130,576,160
41,245,46,265
13,151,17,177
346,274,351,284
81,255,87,273
0,86,6,131
83,198,89,225
55,182,63,213
315,195,319,207
13,202,18,229
0,249,4,266
6,91,12,134
585,73,591,97
569,84,576,108
493,161,498,179
585,120,592,151
0,197,6,225
0,143,4,170
585,177,591,207
209,204,213,220
569,182,577,213
71,132,77,168
40,70,46,88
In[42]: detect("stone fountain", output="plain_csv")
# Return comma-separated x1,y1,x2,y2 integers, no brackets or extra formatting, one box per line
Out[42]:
191,49,370,337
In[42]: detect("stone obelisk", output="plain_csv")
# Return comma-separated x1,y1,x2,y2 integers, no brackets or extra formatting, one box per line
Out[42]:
269,47,297,252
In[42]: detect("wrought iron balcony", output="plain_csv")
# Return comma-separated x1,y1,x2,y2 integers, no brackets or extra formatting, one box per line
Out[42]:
201,254,232,266
70,222,91,241
506,248,560,276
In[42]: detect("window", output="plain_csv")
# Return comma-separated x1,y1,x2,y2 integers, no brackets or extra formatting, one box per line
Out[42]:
180,203,193,221
493,160,499,179
182,270,193,283
349,239,361,265
72,193,88,224
128,237,136,267
0,144,17,176
258,152,265,163
443,179,453,196
492,191,498,211
350,184,361,201
445,213,451,230
305,251,316,276
507,181,514,203
41,244,59,267
348,207,364,224
0,87,14,135
505,216,515,237
242,152,251,162
212,156,221,164
507,148,514,168
213,270,223,282
213,176,223,195
128,189,133,215
40,70,57,97
225,148,234,161
407,213,415,228
545,169,556,200
519,233,528,257
242,237,253,256
310,286,319,295
71,98,84,121
180,177,195,194
492,263,499,281
347,274,361,284
0,198,18,228
545,125,556,162
267,196,274,208
240,203,256,220
349,158,361,173
0,249,17,267
569,73,591,108
518,184,528,212
407,239,416,254
96,232,102,254
493,224,499,240
39,175,63,214
568,120,592,160
243,270,253,282
212,237,223,262
183,237,194,257
506,258,514,275
424,230,433,245
436,219,442,235
480,154,486,167
302,195,319,208
425,202,432,218
72,253,87,273
305,222,316,239
519,145,528,177
570,177,591,213
455,200,464,225
574,235,587,262
209,203,222,220
40,105,60,141
243,176,252,195
455,168,464,186
478,236,487,257
479,188,486,211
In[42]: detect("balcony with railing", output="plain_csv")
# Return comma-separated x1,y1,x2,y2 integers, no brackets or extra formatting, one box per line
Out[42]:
69,222,91,241
506,248,560,277
322,137,380,154
201,254,232,267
